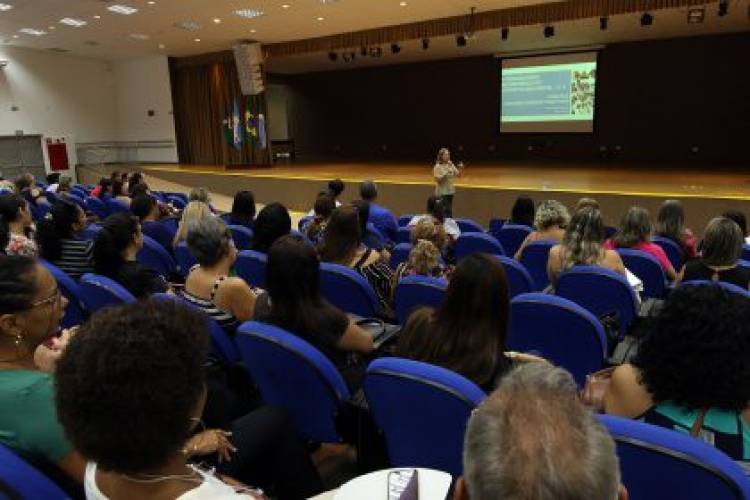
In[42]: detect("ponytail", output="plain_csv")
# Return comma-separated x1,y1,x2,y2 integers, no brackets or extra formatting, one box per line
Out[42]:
93,213,138,277
36,200,80,261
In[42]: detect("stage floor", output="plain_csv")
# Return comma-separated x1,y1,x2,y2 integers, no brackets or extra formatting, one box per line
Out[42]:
143,161,750,200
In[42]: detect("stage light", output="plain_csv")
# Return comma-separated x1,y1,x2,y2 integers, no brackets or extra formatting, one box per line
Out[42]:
421,37,429,50
456,34,467,47
544,25,554,38
501,27,509,40
718,0,728,16
640,12,653,26
600,16,608,30
327,51,337,61
390,42,401,54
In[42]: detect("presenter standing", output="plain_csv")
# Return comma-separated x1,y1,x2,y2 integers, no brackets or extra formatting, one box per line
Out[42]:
433,147,462,218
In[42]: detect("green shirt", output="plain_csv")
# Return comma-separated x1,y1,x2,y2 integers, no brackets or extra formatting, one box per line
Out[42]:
0,369,73,463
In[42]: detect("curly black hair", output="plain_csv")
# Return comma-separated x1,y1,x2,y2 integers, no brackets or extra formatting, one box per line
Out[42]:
632,285,750,411
55,299,209,474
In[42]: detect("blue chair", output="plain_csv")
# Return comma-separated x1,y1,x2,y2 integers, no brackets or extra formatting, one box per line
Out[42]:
556,265,639,338
681,280,750,299
519,239,557,291
509,293,607,385
0,444,67,499
234,250,267,289
600,415,750,500
363,223,385,250
495,224,533,258
617,249,668,299
85,196,110,219
298,215,314,232
175,242,197,278
390,243,412,271
364,358,486,476
488,218,506,233
228,225,254,250
79,223,102,241
64,193,87,211
237,321,350,442
166,195,187,210
742,245,750,263
70,186,88,198
652,236,684,270
455,218,484,233
290,229,314,247
398,214,414,227
605,226,618,239
496,255,534,298
320,262,380,317
396,226,411,244
165,192,188,203
29,202,50,222
41,259,87,329
44,190,60,205
137,236,177,278
454,233,505,260
106,198,130,215
394,275,447,325
161,217,180,237
79,273,136,313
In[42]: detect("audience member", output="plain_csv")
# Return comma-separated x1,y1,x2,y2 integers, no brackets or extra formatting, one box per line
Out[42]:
189,186,211,205
547,207,626,286
306,179,345,216
514,199,570,260
55,299,324,500
393,219,452,283
656,199,697,259
603,285,750,465
174,201,213,247
408,195,461,241
723,210,750,245
678,217,750,289
128,172,145,191
0,192,37,256
398,253,543,392
251,202,291,253
457,363,626,500
253,235,373,389
92,178,113,200
319,206,394,315
56,175,72,194
128,182,150,199
227,190,256,229
509,195,535,227
604,206,676,280
44,173,61,193
574,197,600,212
93,213,168,299
36,200,94,279
111,179,131,207
15,173,48,207
352,199,387,252
131,195,174,252
182,217,256,335
304,193,335,244
359,180,397,243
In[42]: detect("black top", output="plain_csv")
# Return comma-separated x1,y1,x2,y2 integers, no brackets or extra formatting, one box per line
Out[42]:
115,261,168,299
682,260,750,290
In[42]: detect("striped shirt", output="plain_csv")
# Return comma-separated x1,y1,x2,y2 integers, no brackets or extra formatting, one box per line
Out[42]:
181,288,240,336
54,238,94,280
354,248,394,315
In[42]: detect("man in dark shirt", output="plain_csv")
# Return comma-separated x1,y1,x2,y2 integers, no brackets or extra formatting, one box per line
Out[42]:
131,195,174,253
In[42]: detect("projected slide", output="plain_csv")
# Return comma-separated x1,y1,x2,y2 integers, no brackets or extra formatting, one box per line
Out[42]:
500,52,598,133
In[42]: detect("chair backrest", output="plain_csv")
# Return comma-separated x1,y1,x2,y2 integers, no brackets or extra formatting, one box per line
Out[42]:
79,273,136,313
681,280,750,299
236,321,350,442
64,192,87,211
617,249,668,299
396,226,411,244
228,225,254,250
496,255,534,298
29,202,50,222
519,239,557,291
364,357,486,476
455,218,484,233
0,444,68,499
394,275,447,325
44,190,60,205
652,236,684,270
174,242,197,278
363,223,385,250
600,415,750,500
105,198,130,215
398,214,414,227
509,293,607,385
742,245,750,263
234,250,268,289
496,224,533,258
454,233,505,260
298,215,314,231
166,195,187,210
85,196,110,219
488,218,506,233
605,225,618,239
41,259,87,328
556,265,639,338
70,186,88,198
79,223,102,242
319,262,380,317
390,243,412,270
137,235,177,278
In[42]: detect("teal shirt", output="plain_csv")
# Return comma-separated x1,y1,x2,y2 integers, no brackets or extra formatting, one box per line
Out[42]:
0,369,73,463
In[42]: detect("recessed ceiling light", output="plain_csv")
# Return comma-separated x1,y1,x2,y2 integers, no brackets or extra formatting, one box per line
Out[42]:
317,16,324,21
249,29,257,33
399,1,407,5
93,15,101,19
212,18,221,24
48,26,55,30
129,33,150,40
234,9,264,19
12,34,18,38
107,4,138,15
0,3,12,11
19,28,47,36
174,20,201,31
319,0,338,3
158,43,165,49
147,0,156,4
59,18,88,27
193,38,201,42
281,4,290,8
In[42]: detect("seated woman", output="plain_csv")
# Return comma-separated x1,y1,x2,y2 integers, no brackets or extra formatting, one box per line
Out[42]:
251,202,291,254
189,186,211,205
254,235,373,388
547,207,626,286
319,206,394,315
55,299,324,500
723,210,750,246
227,190,256,229
304,193,335,244
514,199,570,261
93,213,168,299
181,217,256,335
111,179,131,207
394,219,452,283
173,201,213,247
0,192,37,256
36,200,94,279
0,256,85,485
603,285,750,466
398,253,545,393
408,195,460,241
678,217,750,289
93,178,113,200
14,173,49,208
509,195,535,227
656,199,697,259
604,206,676,280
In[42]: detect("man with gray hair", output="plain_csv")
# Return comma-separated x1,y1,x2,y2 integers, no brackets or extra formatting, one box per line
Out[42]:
359,180,397,244
455,364,628,500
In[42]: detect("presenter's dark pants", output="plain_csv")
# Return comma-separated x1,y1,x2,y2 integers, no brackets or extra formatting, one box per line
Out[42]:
441,194,454,218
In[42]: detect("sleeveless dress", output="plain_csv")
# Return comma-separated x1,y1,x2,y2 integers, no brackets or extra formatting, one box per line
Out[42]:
181,270,240,336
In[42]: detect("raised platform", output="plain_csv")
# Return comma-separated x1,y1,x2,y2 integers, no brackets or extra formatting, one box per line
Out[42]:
141,161,750,232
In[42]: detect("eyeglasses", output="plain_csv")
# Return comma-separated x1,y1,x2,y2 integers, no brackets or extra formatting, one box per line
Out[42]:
30,288,62,309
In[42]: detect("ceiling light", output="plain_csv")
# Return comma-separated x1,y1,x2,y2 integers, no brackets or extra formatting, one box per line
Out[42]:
107,4,138,15
600,16,608,30
12,34,18,38
249,29,257,33
48,26,55,30
193,38,201,42
0,3,12,11
147,1,156,4
19,28,47,36
544,25,555,37
282,4,290,8
399,1,407,5
317,16,324,21
319,0,338,3
158,43,165,49
234,9,264,19
93,15,101,19
687,8,705,23
640,12,653,26
174,20,201,31
501,27,509,39
212,18,221,24
59,18,88,27
129,33,150,40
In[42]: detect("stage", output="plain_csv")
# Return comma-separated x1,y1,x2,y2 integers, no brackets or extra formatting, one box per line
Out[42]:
130,161,750,232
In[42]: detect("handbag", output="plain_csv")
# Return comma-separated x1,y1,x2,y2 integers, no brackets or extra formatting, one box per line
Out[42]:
580,366,617,411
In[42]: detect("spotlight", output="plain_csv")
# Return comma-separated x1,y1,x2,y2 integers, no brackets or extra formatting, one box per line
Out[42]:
544,25,555,37
718,0,728,16
501,27,509,40
327,51,337,61
421,37,429,50
390,42,401,54
369,46,382,57
360,46,367,56
600,16,608,30
456,34,467,47
640,12,653,26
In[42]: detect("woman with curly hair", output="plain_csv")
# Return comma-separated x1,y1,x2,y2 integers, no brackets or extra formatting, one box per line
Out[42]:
514,199,570,261
393,219,452,283
603,285,750,464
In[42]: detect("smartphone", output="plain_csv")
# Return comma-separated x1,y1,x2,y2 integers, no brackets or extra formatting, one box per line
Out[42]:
388,469,419,500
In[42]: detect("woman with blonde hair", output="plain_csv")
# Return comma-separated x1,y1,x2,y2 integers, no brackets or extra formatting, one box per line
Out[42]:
514,199,570,260
173,201,213,247
394,219,452,283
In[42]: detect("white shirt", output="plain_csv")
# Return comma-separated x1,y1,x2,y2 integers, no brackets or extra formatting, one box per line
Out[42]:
84,462,258,499
307,199,341,217
408,214,461,239
46,183,59,193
